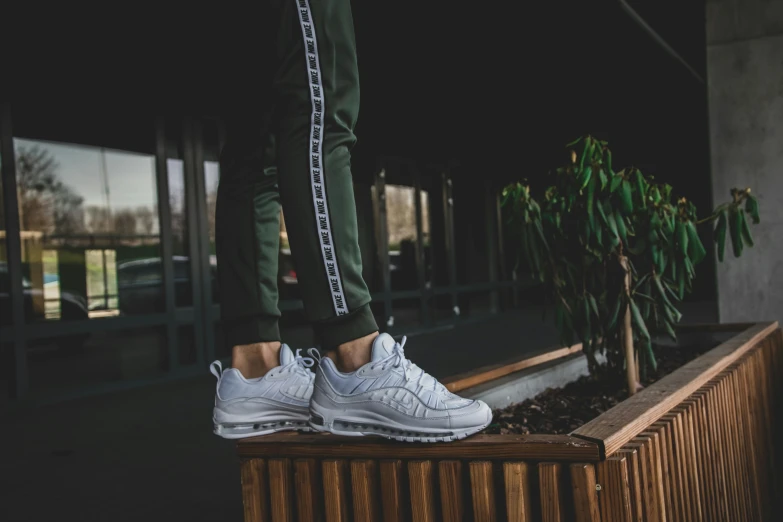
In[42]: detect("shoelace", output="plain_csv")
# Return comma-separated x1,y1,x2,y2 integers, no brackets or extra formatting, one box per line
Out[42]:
370,336,443,392
278,349,315,381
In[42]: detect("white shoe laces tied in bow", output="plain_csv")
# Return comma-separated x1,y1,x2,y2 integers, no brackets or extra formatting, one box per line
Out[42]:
279,349,315,381
370,336,441,391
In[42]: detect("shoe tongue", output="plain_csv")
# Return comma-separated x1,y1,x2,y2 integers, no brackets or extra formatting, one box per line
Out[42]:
279,344,295,366
371,333,397,362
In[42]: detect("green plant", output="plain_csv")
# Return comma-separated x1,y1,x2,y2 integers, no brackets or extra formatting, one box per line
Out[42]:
501,136,760,395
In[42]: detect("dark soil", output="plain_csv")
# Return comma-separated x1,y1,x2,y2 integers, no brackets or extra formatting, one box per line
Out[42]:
486,340,717,435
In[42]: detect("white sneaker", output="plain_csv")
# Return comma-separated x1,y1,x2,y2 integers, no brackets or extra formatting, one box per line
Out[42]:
210,344,315,439
309,333,492,442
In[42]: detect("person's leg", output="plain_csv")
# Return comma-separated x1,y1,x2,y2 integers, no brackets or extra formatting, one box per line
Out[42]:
217,118,283,378
273,0,378,362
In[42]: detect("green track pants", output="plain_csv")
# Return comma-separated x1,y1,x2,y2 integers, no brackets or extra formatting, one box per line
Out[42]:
216,0,377,349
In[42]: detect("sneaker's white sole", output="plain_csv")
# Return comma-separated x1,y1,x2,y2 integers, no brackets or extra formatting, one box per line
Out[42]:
308,413,491,443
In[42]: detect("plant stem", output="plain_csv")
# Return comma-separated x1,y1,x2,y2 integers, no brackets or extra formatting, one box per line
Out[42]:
620,255,640,396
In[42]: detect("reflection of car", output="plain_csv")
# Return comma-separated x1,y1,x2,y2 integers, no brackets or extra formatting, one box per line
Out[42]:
0,262,90,349
117,256,218,314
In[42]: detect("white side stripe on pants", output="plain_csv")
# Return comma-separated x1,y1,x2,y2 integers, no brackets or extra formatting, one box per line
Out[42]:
295,0,349,316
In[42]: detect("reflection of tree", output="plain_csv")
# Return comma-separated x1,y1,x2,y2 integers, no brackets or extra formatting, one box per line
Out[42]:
86,206,111,233
112,209,137,235
16,145,85,234
135,206,155,235
386,185,417,247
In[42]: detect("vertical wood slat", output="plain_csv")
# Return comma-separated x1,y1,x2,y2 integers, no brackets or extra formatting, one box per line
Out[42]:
380,460,405,522
294,459,323,522
627,435,664,522
570,463,600,522
269,459,294,522
323,460,351,522
241,459,270,522
470,461,496,522
683,406,706,521
641,426,673,522
504,462,534,522
733,366,762,521
723,371,749,522
615,448,643,522
715,375,741,522
596,455,634,522
351,460,380,522
409,460,437,522
538,462,564,522
693,393,718,522
439,461,465,522
653,415,685,522
705,380,731,521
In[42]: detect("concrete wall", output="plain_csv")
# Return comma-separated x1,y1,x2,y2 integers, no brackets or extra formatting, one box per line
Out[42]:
707,0,783,322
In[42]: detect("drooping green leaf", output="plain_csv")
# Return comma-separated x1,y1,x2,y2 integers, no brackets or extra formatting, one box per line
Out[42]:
605,149,613,174
729,207,743,257
739,211,754,247
620,180,634,214
642,338,658,372
629,299,650,340
715,210,727,262
686,221,707,264
599,169,608,190
745,195,760,224
610,175,623,193
634,169,647,209
675,220,688,257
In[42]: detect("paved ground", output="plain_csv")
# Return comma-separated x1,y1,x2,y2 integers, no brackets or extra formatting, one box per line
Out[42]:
0,303,715,522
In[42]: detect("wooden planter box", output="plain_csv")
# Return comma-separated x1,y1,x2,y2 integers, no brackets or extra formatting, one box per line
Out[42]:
237,322,783,521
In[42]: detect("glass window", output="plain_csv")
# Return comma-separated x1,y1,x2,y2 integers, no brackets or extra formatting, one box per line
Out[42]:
26,326,167,398
386,184,420,292
0,146,9,328
14,138,161,321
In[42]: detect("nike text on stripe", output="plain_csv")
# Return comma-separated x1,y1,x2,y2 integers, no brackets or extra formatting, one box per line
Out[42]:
295,0,348,316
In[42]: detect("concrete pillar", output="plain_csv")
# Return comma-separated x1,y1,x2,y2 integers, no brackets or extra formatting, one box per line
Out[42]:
707,0,783,322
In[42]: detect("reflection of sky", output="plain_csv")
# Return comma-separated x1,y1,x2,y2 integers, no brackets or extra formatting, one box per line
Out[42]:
205,161,219,195
14,138,157,212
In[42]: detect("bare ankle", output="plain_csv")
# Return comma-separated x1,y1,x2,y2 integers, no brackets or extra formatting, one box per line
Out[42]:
232,341,282,379
328,332,378,373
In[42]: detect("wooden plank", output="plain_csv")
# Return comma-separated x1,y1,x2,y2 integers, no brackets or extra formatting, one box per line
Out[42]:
726,370,752,521
628,436,664,522
351,460,379,522
570,463,600,522
380,460,406,522
691,393,717,522
238,433,600,461
737,359,764,520
572,322,778,456
652,416,685,522
705,379,732,521
322,460,350,522
469,461,497,522
268,459,294,522
615,448,643,522
538,462,564,522
409,461,437,522
240,459,270,522
642,426,674,522
443,343,583,393
294,459,323,522
715,375,742,522
504,462,534,522
597,455,634,522
683,406,705,521
439,460,465,522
